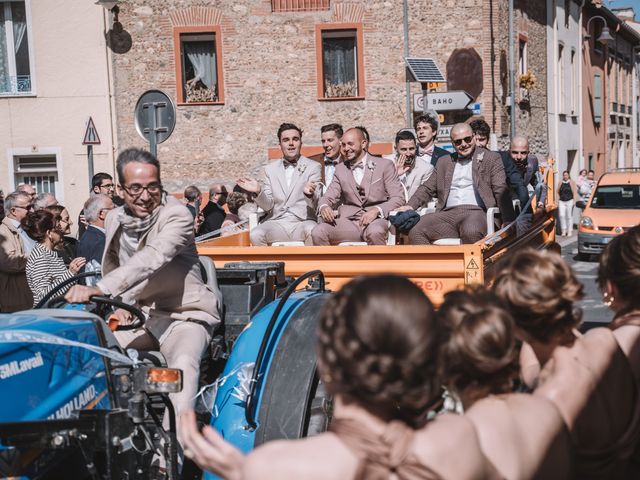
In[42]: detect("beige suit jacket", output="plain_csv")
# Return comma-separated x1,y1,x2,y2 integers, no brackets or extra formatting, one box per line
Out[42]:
318,153,406,219
97,196,220,336
0,217,33,312
408,147,514,223
255,155,321,223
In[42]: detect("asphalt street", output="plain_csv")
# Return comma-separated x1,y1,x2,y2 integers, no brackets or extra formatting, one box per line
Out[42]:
557,232,612,329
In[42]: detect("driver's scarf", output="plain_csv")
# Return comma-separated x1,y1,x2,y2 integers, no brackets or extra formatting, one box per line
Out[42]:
117,192,167,260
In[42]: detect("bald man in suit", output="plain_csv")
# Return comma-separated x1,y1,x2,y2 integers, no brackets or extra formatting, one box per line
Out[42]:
311,128,405,245
401,123,514,244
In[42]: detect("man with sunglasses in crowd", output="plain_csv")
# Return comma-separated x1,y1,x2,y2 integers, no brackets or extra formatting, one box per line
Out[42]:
0,191,34,311
65,148,221,469
398,122,514,244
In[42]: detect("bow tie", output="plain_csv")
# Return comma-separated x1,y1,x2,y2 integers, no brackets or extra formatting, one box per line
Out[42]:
419,147,433,156
325,159,339,166
347,161,364,170
283,160,297,169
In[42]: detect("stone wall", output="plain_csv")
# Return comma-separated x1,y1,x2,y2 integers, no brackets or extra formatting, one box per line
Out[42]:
111,0,549,191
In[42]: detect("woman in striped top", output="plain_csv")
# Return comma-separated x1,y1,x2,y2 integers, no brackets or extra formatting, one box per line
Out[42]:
22,209,86,306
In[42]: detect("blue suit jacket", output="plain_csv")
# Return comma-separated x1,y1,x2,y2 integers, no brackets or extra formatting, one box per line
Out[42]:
77,225,106,266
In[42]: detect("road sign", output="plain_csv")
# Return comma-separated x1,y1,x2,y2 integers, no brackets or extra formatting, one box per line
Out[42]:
426,91,473,111
468,102,481,115
437,125,453,141
82,117,101,145
134,90,176,157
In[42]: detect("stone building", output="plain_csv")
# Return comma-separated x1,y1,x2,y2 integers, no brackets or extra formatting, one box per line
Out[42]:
109,0,550,192
0,0,116,225
582,2,640,177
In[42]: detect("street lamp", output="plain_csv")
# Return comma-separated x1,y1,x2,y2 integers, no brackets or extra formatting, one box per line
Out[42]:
585,15,615,46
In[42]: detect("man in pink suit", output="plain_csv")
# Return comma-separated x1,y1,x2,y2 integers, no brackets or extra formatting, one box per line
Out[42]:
311,128,405,245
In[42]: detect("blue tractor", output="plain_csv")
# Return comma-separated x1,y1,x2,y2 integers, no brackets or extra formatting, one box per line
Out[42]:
0,261,332,479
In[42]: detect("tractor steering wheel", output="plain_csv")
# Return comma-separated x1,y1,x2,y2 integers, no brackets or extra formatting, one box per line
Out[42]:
41,294,146,331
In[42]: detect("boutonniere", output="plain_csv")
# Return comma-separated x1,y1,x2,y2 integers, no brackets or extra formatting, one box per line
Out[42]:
297,163,307,174
477,151,485,161
366,159,376,171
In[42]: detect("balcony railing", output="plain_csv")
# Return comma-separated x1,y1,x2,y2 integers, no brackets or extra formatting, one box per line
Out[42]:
0,75,32,95
271,0,330,12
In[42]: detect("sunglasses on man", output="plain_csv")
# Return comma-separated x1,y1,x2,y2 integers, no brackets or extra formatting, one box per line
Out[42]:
452,136,474,147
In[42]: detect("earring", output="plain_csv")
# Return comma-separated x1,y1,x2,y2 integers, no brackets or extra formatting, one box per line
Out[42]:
603,292,614,307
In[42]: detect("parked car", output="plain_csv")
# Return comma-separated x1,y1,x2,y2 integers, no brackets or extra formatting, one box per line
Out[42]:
578,169,640,259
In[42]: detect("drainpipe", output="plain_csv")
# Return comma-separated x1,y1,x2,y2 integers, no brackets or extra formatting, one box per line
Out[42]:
403,0,411,127
633,45,639,167
578,0,585,174
509,0,516,139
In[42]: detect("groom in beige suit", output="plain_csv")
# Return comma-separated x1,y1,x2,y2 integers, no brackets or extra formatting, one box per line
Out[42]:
237,123,321,246
311,128,405,245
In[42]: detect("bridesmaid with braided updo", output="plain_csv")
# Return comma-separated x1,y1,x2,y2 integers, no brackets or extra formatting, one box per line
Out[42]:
180,274,499,479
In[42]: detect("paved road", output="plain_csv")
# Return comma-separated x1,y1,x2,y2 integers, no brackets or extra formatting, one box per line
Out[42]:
558,232,612,329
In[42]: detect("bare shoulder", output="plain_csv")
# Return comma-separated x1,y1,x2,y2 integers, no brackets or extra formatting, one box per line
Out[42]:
413,414,491,479
243,433,356,480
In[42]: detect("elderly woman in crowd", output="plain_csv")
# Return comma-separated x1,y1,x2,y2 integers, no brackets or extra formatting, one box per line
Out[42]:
493,248,640,480
45,204,77,264
22,210,86,306
439,286,571,479
181,275,499,479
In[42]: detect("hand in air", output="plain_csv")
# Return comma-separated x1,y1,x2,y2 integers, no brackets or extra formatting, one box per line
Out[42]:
64,285,103,304
68,257,87,274
359,208,380,227
303,181,317,196
395,154,410,176
180,410,244,480
236,178,261,194
320,205,335,224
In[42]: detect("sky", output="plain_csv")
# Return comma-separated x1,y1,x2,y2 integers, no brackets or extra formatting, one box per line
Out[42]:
605,0,640,16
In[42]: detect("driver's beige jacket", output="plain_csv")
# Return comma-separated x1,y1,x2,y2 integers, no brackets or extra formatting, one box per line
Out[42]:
97,196,221,340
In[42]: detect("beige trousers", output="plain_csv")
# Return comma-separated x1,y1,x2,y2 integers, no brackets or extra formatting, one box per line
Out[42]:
250,217,316,245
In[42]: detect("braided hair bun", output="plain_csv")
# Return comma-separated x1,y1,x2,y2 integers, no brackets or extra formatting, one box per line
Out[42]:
439,287,519,404
317,275,439,425
493,248,583,343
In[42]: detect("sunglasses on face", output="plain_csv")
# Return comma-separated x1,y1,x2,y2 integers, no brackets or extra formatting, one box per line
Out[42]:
13,205,32,211
452,136,474,147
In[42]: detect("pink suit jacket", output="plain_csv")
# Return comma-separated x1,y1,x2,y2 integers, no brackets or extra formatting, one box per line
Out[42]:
318,153,406,220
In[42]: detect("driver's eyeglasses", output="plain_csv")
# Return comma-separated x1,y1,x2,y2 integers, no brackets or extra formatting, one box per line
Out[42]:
121,183,163,197
511,151,529,155
453,136,474,146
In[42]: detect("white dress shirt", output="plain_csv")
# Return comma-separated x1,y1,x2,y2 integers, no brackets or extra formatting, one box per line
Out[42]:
446,158,479,208
416,145,433,168
283,161,296,188
324,155,341,189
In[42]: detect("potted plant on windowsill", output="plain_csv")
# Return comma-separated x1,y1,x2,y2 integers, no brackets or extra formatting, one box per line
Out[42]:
518,71,536,106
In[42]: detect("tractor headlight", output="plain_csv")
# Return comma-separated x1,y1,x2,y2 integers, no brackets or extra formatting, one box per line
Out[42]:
133,367,183,394
580,216,593,228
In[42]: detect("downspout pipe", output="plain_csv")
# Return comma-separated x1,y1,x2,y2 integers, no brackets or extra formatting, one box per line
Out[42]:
403,0,411,127
509,0,516,139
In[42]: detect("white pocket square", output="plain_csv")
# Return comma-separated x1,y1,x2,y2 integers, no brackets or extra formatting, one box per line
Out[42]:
372,178,382,185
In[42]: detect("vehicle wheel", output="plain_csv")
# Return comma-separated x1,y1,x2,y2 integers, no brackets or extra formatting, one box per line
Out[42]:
253,294,332,445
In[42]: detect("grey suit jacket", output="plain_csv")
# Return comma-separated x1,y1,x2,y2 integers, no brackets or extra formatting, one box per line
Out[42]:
319,153,406,219
98,196,220,334
408,147,515,223
255,155,321,222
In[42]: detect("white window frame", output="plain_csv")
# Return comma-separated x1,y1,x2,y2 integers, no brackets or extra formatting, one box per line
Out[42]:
0,0,36,97
7,147,64,204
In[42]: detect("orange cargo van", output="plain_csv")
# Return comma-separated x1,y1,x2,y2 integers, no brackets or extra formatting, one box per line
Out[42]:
578,169,640,258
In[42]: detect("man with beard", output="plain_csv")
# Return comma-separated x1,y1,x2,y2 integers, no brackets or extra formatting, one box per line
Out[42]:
199,184,228,236
399,123,514,244
384,129,433,200
311,128,405,245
